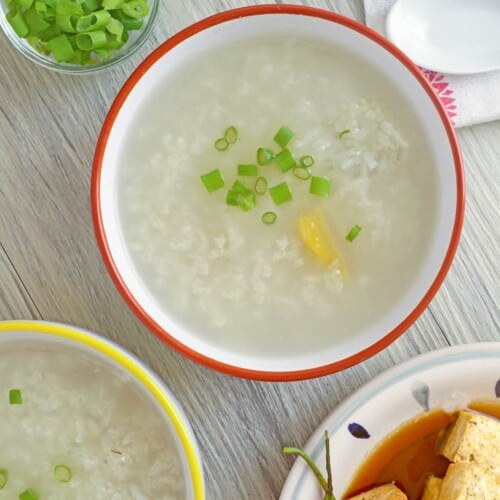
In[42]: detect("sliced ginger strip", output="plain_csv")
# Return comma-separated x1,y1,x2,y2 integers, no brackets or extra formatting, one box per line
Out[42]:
297,209,347,278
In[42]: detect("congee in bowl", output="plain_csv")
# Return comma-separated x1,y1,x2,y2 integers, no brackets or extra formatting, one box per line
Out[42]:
92,6,464,380
0,321,204,499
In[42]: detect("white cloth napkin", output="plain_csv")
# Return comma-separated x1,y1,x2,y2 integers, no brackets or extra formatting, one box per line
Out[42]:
364,0,500,128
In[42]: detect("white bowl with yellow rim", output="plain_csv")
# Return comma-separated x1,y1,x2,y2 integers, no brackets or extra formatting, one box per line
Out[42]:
0,320,205,499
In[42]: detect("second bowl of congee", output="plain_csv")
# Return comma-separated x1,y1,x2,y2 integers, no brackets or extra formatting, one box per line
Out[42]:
92,5,464,380
0,320,204,498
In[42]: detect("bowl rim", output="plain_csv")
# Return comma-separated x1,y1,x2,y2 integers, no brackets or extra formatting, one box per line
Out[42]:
0,320,205,499
91,4,465,382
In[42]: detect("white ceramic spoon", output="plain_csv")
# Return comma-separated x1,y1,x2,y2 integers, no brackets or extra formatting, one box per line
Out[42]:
386,0,500,74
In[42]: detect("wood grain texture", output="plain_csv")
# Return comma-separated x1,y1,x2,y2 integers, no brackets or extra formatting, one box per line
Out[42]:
0,1,498,499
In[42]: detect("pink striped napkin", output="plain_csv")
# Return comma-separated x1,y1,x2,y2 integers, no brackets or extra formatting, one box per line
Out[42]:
364,0,500,128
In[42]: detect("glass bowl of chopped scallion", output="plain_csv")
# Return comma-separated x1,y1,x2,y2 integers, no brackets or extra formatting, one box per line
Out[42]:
0,0,159,73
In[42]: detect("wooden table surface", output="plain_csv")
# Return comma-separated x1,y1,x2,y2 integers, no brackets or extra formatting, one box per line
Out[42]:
1,1,499,498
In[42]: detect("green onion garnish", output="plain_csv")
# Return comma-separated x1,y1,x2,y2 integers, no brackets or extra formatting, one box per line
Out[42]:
254,176,268,195
310,176,331,198
275,148,296,173
268,182,292,205
231,179,253,197
224,126,238,145
5,0,150,66
293,166,312,180
256,147,274,166
283,431,335,500
300,155,315,168
237,164,258,177
227,180,255,211
0,469,8,490
121,0,148,19
47,34,75,62
54,464,72,483
76,10,111,31
19,488,39,500
214,138,229,151
339,129,351,138
346,225,362,242
200,169,224,193
9,389,22,405
273,125,295,148
226,190,239,206
261,212,277,225
237,193,256,211
6,8,29,37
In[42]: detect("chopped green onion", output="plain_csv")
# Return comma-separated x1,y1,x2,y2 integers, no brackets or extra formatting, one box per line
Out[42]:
346,225,362,242
0,469,8,490
6,8,29,37
293,166,312,180
268,182,292,205
102,0,123,8
214,138,228,151
261,212,277,225
237,193,255,211
226,181,255,211
9,389,22,405
339,129,351,138
105,16,124,37
275,148,296,173
226,190,239,206
76,10,111,31
82,0,100,13
24,6,51,34
19,488,39,500
121,0,148,19
47,34,75,61
54,13,77,32
310,176,331,198
17,0,34,9
224,126,238,144
75,30,107,50
256,147,274,166
110,9,143,30
273,125,295,148
231,179,253,197
5,0,150,65
254,176,268,195
54,464,72,483
300,155,314,168
237,164,258,177
200,169,224,193
56,0,82,16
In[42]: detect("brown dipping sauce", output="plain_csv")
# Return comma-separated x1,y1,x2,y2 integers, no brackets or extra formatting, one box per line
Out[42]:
344,400,500,500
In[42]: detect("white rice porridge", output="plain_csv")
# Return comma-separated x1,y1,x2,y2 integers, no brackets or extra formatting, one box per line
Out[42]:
119,36,437,357
0,340,185,499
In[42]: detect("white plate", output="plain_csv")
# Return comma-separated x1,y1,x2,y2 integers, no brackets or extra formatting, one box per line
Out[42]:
386,0,500,74
280,343,500,499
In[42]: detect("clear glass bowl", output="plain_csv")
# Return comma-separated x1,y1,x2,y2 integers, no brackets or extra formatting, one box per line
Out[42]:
0,0,158,74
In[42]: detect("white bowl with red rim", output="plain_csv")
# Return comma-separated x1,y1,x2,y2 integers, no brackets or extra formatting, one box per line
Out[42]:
91,5,464,381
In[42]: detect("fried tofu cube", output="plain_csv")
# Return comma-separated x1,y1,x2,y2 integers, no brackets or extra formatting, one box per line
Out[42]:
421,476,442,500
439,411,500,474
438,463,500,499
348,483,407,500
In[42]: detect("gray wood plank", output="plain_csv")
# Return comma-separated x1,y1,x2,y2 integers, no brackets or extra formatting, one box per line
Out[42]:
0,243,41,319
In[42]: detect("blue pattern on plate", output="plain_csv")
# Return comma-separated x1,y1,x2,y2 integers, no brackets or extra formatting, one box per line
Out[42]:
411,380,430,411
348,422,370,439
